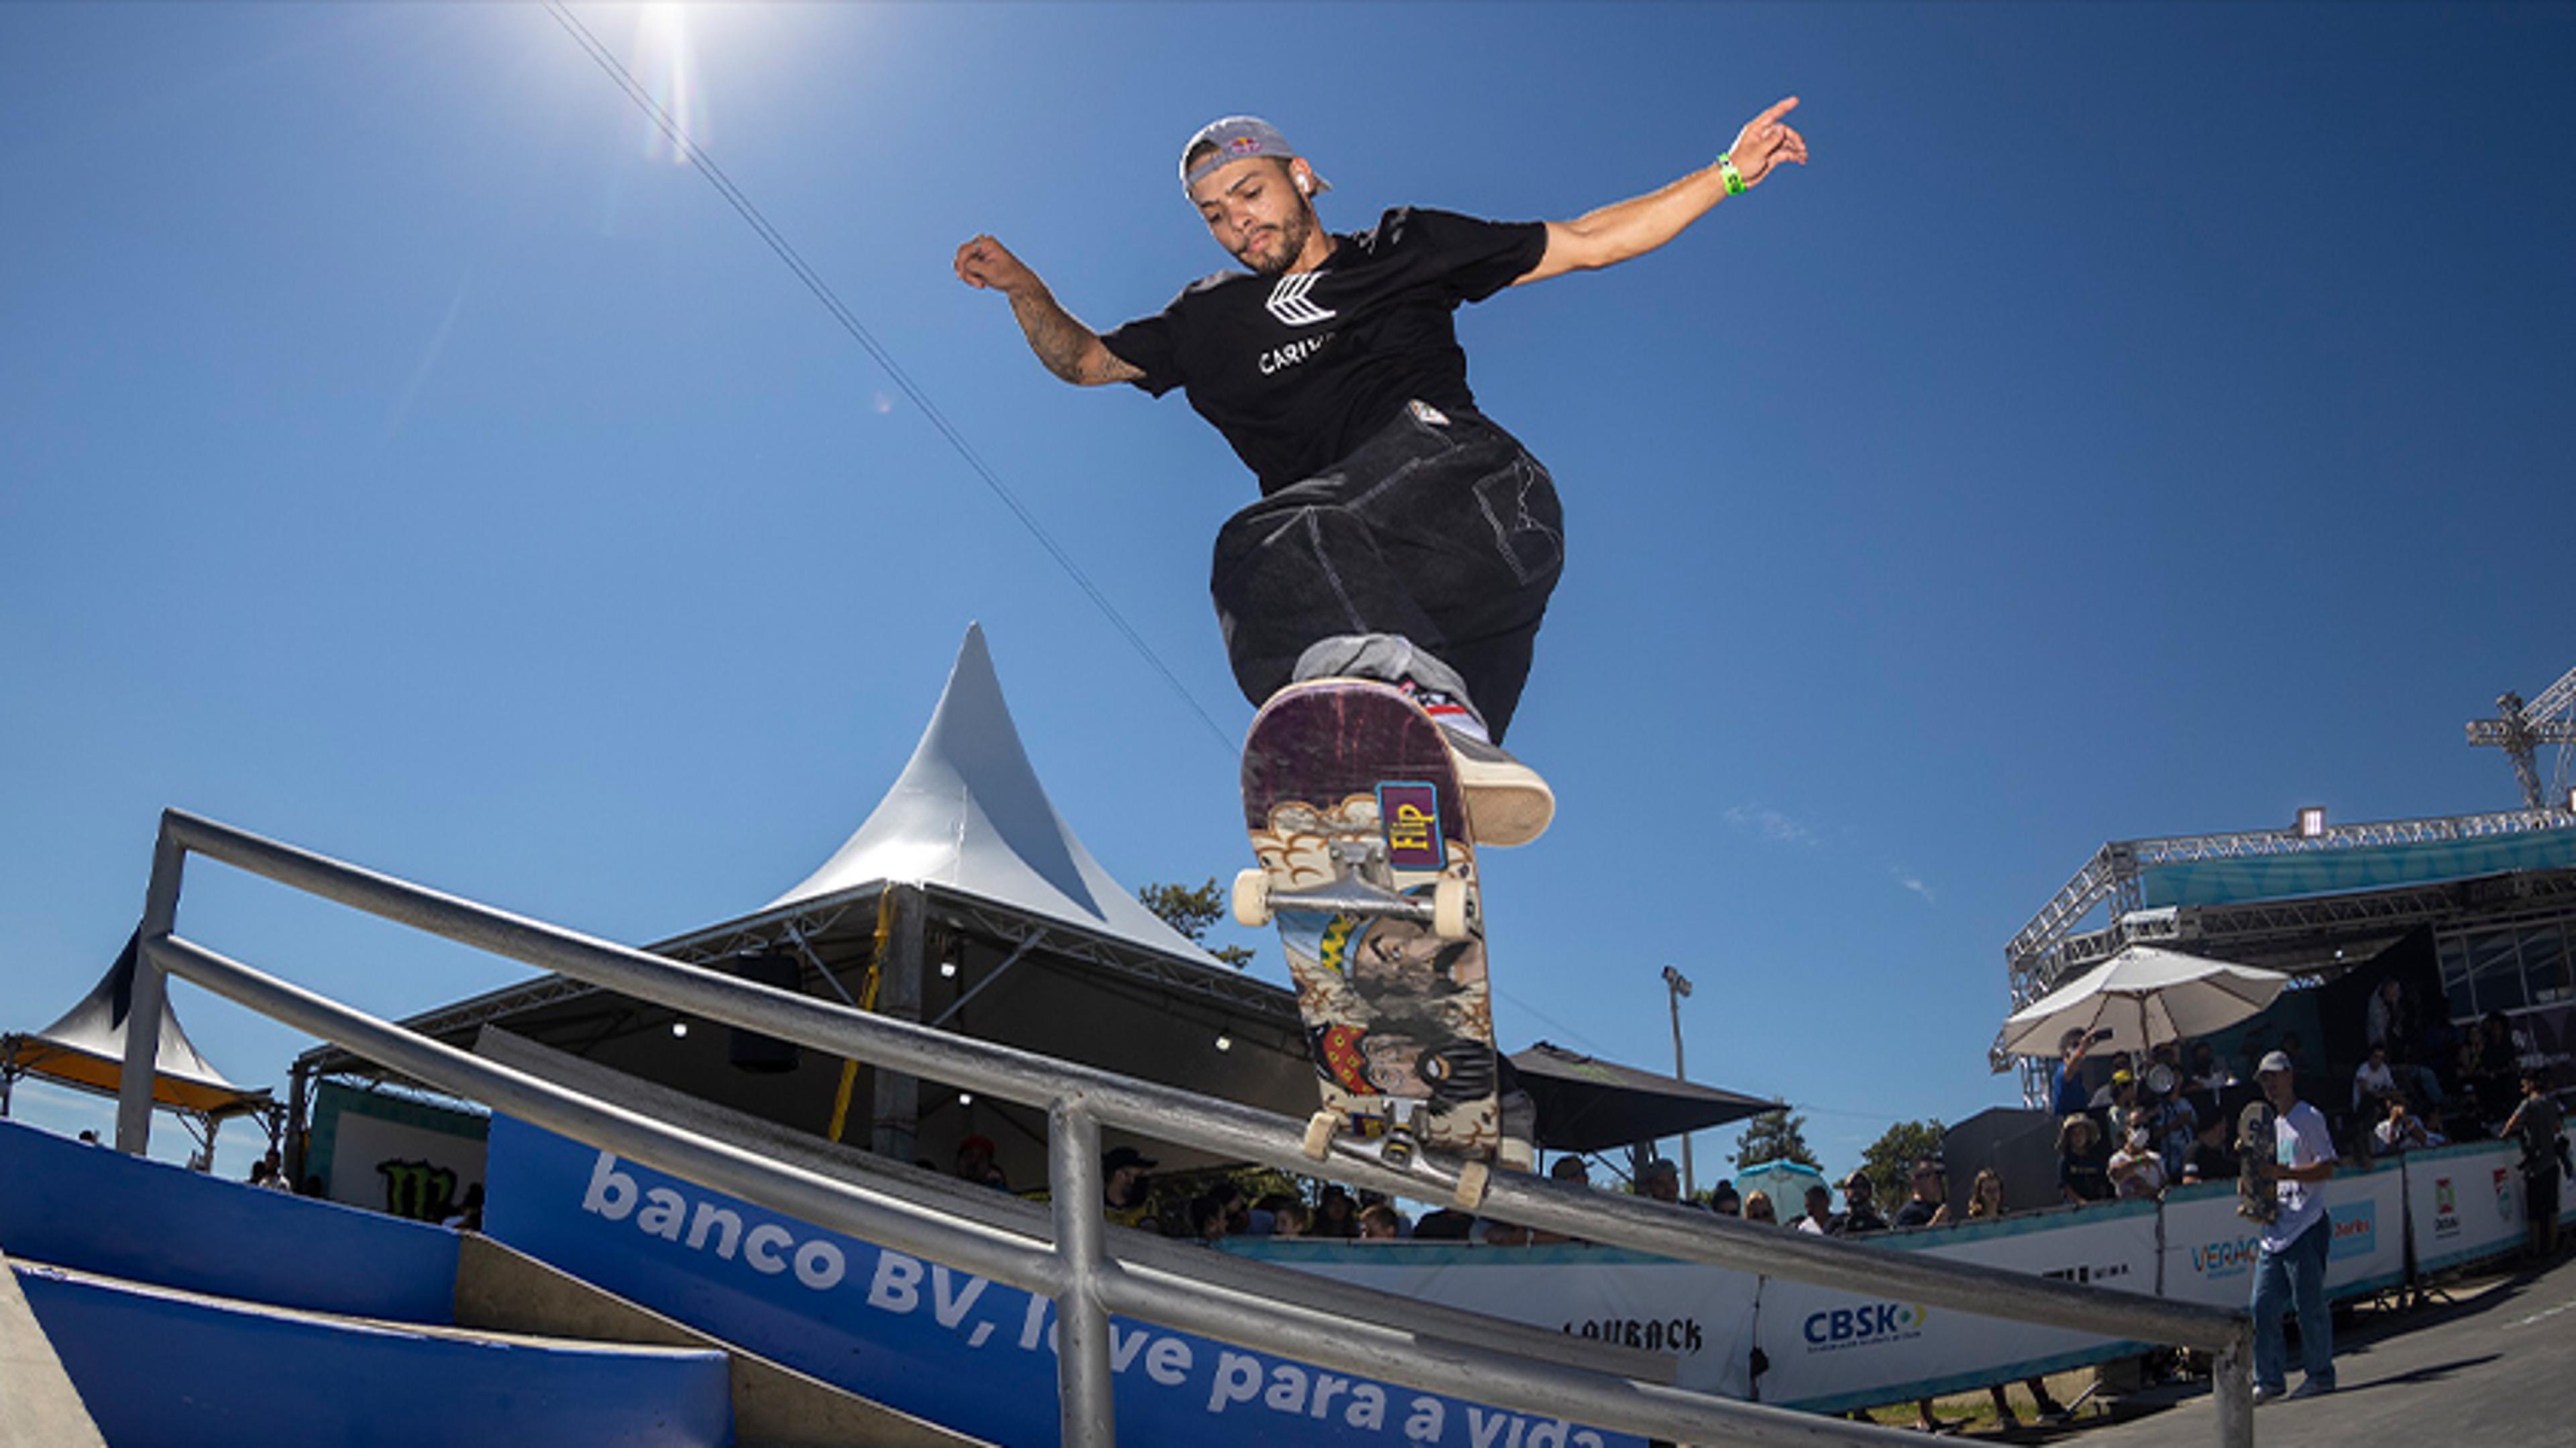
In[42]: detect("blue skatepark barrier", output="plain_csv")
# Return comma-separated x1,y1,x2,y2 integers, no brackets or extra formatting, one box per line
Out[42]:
16,1259,731,1448
0,1115,458,1323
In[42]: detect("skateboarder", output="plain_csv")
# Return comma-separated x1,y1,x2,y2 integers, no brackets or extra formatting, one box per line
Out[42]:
956,103,1807,840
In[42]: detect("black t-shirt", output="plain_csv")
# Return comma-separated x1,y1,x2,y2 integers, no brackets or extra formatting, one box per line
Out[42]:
1833,1202,1886,1236
2059,1146,2112,1202
1100,207,1548,493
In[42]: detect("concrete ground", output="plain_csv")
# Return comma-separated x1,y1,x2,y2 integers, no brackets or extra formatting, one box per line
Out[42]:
1925,1245,2576,1446
0,1252,107,1448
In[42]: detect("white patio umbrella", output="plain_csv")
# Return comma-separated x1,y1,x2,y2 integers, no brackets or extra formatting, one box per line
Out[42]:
1998,945,2290,1059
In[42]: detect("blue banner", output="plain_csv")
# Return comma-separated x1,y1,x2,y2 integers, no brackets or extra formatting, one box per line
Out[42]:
482,1115,1641,1448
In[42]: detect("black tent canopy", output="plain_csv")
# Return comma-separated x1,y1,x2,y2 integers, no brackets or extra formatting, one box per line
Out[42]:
1510,1041,1781,1153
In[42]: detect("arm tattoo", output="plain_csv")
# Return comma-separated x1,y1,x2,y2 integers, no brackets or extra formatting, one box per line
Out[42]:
1009,289,1142,386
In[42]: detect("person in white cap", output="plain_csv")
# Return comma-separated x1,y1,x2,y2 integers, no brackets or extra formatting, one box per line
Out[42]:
955,103,1806,845
2248,1048,2338,1402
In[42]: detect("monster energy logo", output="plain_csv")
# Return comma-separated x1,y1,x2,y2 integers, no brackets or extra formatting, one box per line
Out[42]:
376,1157,461,1221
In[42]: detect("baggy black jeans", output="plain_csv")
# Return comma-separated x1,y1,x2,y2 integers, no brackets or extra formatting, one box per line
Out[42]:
1208,403,1564,743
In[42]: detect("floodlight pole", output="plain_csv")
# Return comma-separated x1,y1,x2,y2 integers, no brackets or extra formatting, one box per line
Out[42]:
1662,965,1695,1197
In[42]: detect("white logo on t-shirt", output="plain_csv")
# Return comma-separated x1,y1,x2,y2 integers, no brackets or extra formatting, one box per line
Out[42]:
1265,272,1336,327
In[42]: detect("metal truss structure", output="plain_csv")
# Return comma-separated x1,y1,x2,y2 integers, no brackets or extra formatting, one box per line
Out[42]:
2001,805,2576,1103
2467,664,2576,811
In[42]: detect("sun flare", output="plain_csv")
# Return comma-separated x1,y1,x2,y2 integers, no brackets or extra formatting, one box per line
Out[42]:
633,3,704,164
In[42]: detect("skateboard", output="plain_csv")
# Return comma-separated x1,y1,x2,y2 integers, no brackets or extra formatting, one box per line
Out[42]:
1234,679,1505,1205
2236,1098,2279,1225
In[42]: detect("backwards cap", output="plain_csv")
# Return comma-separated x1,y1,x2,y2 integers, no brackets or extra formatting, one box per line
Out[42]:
1181,116,1332,195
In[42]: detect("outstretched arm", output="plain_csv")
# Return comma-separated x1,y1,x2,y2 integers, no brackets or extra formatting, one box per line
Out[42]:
1515,97,1808,287
954,235,1144,386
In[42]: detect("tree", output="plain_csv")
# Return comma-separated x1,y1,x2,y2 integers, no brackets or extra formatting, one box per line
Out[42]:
1731,1108,1819,1171
1855,1119,1947,1212
1137,878,1256,968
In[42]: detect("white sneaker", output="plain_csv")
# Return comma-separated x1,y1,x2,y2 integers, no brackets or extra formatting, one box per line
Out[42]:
1440,728,1555,847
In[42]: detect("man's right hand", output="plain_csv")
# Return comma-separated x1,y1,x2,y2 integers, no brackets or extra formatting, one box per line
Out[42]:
955,235,1038,295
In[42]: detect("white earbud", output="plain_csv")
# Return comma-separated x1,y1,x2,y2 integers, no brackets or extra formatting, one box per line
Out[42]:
1297,176,1311,195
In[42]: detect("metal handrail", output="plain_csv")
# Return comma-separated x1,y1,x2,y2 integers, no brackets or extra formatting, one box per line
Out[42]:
115,809,2254,1446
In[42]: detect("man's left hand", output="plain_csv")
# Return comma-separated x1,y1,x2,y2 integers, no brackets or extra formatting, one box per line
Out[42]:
1729,97,1809,187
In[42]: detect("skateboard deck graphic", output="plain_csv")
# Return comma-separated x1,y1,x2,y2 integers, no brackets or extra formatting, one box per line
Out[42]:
2236,1099,2279,1225
1237,680,1501,1161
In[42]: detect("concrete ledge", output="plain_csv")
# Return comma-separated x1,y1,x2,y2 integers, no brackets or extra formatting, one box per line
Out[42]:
457,1232,989,1448
0,1247,105,1448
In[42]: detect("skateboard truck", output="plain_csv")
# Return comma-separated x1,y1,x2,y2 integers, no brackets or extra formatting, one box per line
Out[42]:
1233,866,1472,940
1301,1104,1495,1211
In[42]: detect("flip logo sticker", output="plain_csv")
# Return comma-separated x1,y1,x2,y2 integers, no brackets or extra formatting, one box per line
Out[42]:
1377,782,1444,869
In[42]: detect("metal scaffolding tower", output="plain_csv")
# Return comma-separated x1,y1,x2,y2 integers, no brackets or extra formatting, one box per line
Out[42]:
2467,664,2576,811
1998,805,2576,1103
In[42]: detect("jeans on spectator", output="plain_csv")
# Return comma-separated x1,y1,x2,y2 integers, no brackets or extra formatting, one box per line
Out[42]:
2250,1214,2334,1391
1208,404,1563,742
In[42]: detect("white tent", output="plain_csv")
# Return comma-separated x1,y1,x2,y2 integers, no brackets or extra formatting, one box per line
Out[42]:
763,624,1219,961
307,626,1312,1184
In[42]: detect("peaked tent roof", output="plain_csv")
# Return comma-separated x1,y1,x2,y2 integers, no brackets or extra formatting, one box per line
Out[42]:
3,931,271,1119
763,624,1222,966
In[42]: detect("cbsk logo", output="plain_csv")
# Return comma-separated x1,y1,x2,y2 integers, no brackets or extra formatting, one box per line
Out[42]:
1803,1302,1929,1349
1265,272,1336,327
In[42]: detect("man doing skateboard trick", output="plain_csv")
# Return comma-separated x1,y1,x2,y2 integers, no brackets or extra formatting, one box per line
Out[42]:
956,101,1807,843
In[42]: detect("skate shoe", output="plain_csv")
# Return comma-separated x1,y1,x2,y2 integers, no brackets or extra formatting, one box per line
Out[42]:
1397,682,1554,847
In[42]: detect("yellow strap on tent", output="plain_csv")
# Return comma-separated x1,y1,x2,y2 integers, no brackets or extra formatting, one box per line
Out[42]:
825,891,899,1143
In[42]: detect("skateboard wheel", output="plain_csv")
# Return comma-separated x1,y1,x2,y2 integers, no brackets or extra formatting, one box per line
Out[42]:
1301,1110,1339,1161
1453,1160,1492,1210
1430,877,1470,939
1233,868,1273,929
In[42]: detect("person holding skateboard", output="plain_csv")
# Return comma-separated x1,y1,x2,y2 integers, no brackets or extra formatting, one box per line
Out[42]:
956,103,1807,844
2247,1049,2339,1402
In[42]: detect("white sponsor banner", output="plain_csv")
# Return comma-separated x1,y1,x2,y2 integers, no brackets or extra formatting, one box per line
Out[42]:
1237,1245,1760,1399
312,1084,488,1221
1748,1202,2157,1412
2322,1161,2408,1296
2159,1163,2405,1310
2404,1141,2526,1275
2157,1184,2261,1310
1252,1141,2549,1418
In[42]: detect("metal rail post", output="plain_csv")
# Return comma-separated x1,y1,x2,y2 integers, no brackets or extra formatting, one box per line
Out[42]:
1048,1099,1116,1447
2213,1316,2254,1448
113,830,186,1154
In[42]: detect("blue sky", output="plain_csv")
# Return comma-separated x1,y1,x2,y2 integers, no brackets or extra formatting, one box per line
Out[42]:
3,3,2570,1188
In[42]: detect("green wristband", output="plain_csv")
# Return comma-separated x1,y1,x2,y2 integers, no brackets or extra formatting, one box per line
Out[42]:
1716,153,1748,197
